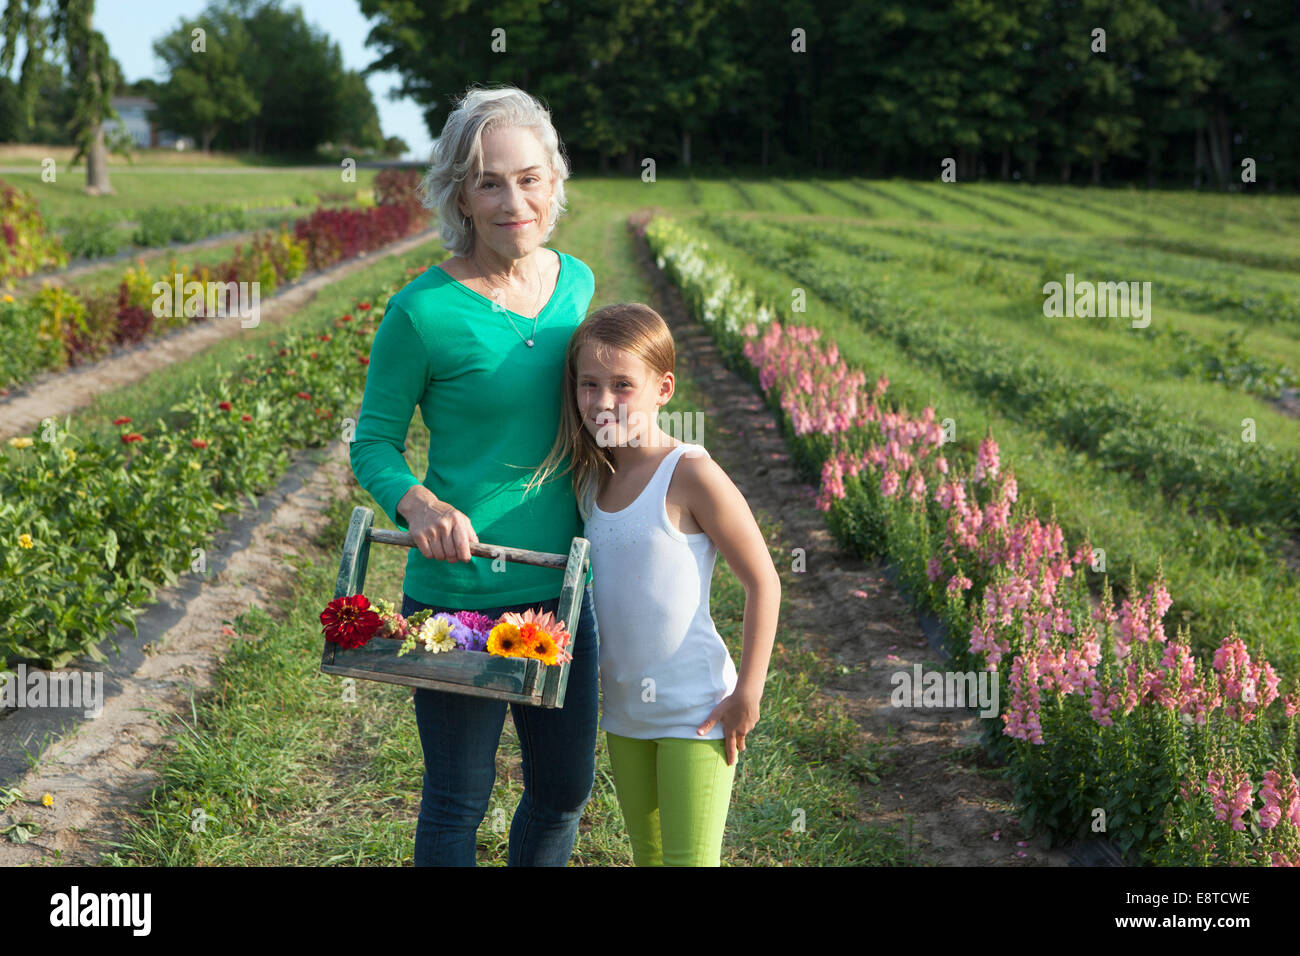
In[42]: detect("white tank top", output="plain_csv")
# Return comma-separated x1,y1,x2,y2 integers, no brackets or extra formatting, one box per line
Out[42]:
584,443,738,739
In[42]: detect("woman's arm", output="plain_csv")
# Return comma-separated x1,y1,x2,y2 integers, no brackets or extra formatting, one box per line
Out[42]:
350,303,430,530
681,451,781,765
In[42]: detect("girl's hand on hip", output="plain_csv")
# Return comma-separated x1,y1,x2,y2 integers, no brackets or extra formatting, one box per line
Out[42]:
696,688,761,766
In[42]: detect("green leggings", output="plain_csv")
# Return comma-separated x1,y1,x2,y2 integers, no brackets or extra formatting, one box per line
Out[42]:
605,731,736,866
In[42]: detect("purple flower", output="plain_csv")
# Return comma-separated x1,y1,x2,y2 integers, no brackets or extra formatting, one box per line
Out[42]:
451,610,495,652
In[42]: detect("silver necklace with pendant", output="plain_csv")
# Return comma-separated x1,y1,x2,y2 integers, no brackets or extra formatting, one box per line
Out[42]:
476,250,544,348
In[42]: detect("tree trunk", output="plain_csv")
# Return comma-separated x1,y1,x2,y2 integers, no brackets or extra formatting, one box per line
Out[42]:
681,129,691,168
1091,158,1101,184
81,5,112,196
1061,160,1071,183
1000,146,1010,180
1206,108,1231,188
85,122,113,195
1194,125,1207,188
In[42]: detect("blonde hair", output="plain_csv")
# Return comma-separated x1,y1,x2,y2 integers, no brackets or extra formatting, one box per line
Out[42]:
418,83,571,258
525,303,676,521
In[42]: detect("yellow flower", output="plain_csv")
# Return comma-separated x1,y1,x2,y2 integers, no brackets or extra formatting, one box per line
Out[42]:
77,490,86,498
44,469,53,479
18,534,33,549
8,437,33,449
41,793,53,807
64,448,76,462
2,294,13,303
487,623,525,657
189,460,200,471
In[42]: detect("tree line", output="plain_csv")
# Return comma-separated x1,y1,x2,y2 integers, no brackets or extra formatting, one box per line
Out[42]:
3,0,1295,191
360,0,1298,190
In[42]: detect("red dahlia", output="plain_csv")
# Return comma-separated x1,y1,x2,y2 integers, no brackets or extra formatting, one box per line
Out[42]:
114,416,132,425
321,594,382,649
218,401,232,411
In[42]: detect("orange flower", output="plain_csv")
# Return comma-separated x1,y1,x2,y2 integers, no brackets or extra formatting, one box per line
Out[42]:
524,631,561,666
500,607,572,658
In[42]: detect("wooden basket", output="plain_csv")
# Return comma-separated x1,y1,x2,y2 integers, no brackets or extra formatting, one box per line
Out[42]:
320,505,590,708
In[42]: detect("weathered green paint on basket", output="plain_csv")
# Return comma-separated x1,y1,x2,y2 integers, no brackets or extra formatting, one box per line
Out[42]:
320,505,590,708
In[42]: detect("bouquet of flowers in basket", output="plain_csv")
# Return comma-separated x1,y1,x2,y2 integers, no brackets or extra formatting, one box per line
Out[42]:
320,595,573,665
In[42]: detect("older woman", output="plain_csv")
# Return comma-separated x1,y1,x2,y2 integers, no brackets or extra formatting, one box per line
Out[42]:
350,84,598,867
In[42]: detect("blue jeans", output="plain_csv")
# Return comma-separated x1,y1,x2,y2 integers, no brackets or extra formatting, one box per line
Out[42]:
401,583,599,866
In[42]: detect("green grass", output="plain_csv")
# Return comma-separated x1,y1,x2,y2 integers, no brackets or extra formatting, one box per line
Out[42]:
5,167,378,221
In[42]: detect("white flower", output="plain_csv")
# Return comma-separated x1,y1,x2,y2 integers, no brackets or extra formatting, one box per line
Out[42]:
416,615,457,653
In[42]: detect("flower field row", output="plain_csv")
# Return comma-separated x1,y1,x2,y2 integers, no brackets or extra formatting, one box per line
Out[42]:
693,214,1300,536
0,171,431,395
644,213,1300,865
0,261,427,669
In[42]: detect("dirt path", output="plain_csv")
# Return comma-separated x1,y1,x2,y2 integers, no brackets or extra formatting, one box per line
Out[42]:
0,443,355,865
632,223,1075,866
0,228,436,441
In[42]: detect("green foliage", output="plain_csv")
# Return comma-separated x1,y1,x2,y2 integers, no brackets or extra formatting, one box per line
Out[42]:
132,203,249,247
56,209,125,260
0,276,396,668
0,179,67,280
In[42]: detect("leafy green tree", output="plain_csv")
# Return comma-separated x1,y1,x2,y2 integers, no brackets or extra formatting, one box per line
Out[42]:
1,0,121,193
151,7,258,152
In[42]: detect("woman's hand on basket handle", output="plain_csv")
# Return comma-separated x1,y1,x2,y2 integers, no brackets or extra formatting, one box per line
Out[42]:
396,486,480,563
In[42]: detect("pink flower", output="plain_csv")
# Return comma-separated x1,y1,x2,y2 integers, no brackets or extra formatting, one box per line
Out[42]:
880,469,900,498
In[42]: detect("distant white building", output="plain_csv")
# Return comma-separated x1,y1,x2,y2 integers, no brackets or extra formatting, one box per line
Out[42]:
102,97,195,150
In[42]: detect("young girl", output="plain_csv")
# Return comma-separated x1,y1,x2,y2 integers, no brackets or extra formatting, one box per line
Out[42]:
526,302,780,866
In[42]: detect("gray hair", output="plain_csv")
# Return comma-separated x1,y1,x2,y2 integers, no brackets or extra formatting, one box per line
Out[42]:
419,84,570,258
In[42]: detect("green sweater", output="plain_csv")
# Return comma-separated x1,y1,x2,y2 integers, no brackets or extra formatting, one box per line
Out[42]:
350,249,596,610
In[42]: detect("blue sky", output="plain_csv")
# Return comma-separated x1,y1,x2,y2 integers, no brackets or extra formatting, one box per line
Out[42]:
95,0,434,160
